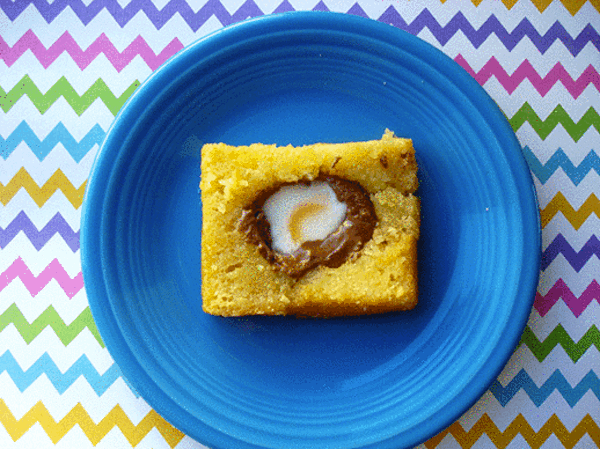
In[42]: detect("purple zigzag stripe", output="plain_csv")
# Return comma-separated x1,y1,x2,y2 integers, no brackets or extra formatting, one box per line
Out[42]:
347,3,368,17
378,9,598,56
0,211,79,252
311,0,328,12
272,0,293,13
1,0,597,55
0,0,264,29
542,234,600,272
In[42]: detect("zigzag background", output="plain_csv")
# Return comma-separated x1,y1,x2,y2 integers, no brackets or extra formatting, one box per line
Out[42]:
1,0,599,447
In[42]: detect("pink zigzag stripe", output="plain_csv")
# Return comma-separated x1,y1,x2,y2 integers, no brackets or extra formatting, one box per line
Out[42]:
0,30,184,72
0,257,83,298
455,54,599,99
535,279,600,318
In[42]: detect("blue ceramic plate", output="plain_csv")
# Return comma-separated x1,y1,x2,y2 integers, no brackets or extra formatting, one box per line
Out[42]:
81,11,540,449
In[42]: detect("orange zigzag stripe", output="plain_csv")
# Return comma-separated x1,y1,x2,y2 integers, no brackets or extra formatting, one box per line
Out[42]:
464,0,599,14
530,0,597,14
425,413,599,448
0,399,184,447
0,168,85,209
541,192,600,229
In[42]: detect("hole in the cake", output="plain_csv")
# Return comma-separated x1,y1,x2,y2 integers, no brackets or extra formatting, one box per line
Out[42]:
213,182,226,195
389,274,397,282
380,155,389,169
225,263,243,273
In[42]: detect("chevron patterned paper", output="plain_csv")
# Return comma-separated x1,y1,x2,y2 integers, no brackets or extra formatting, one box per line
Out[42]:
1,0,598,448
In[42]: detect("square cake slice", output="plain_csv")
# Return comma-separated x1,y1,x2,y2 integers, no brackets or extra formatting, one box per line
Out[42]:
200,130,420,317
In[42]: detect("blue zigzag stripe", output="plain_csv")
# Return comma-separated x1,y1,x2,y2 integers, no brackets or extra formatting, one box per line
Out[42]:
4,129,597,179
0,351,138,397
490,369,600,407
522,146,600,185
2,349,597,406
0,121,105,162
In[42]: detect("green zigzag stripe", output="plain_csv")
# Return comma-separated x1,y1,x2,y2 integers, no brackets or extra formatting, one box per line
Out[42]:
519,324,599,363
510,103,600,141
0,303,104,348
1,302,595,362
0,75,139,116
1,76,599,139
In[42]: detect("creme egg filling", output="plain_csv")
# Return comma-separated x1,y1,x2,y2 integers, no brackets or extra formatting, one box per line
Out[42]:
263,181,347,254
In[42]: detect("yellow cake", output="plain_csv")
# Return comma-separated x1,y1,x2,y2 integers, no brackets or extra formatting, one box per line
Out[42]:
200,130,420,317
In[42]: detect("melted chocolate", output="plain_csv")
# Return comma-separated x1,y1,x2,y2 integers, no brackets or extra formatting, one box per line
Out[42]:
239,176,377,279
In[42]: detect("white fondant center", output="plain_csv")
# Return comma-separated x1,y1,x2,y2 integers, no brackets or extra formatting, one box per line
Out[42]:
263,181,347,254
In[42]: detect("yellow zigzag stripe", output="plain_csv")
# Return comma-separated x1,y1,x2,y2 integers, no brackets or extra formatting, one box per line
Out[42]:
4,400,595,448
0,168,86,209
425,413,599,448
530,0,597,14
541,193,600,229
1,401,597,448
0,399,184,447
460,0,598,14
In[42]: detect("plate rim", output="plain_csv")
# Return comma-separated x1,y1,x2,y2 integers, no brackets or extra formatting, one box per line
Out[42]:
81,10,541,449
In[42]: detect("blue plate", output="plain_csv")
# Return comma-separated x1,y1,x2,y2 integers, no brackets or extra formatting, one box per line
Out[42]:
81,11,540,449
